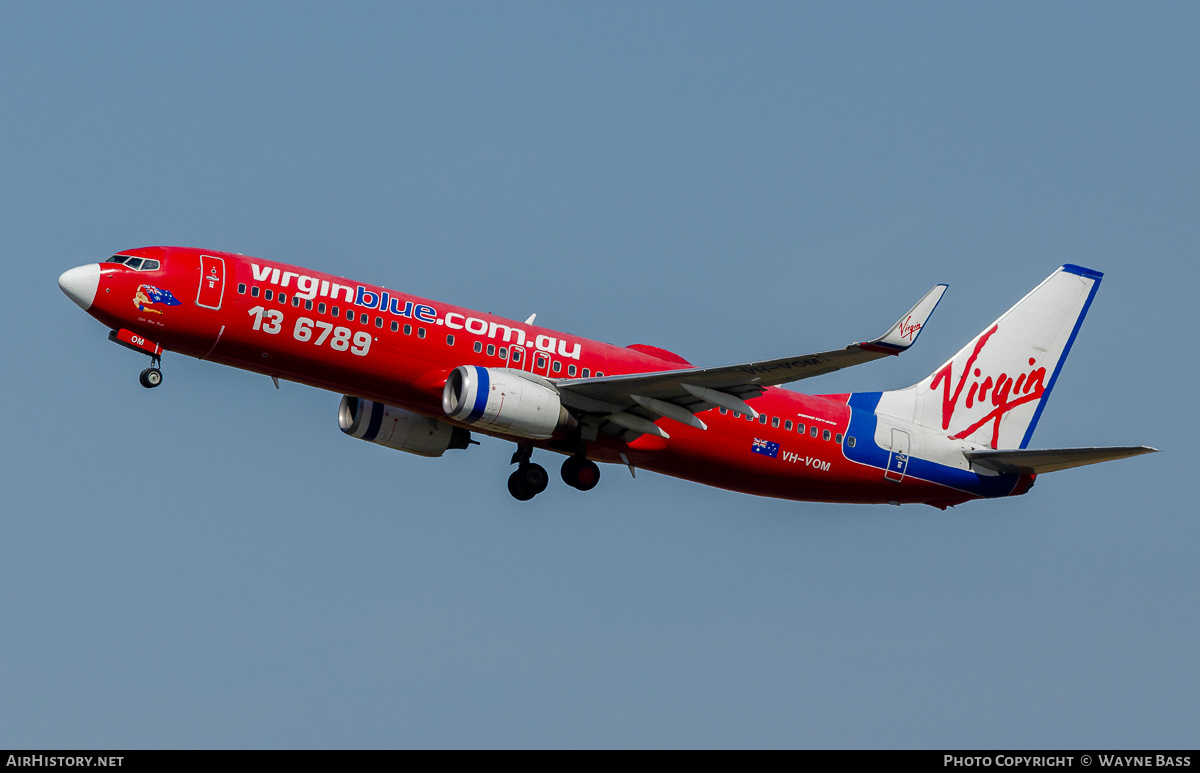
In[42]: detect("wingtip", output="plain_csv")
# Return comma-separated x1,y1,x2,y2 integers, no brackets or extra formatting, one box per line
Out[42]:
1061,264,1104,280
870,283,948,351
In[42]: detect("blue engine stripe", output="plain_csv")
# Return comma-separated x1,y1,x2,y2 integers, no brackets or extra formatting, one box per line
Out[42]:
363,401,384,442
1019,270,1102,449
467,366,490,422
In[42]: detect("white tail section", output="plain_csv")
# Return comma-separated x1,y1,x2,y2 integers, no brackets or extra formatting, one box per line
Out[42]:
874,265,1102,450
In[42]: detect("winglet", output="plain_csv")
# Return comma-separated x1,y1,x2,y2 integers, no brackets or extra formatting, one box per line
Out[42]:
859,284,948,355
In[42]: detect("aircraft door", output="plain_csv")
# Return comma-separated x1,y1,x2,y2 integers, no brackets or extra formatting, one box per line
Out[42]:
509,345,529,371
885,428,910,482
532,349,552,377
196,255,226,310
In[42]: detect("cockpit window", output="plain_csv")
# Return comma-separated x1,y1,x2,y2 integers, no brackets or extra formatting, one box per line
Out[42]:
104,255,159,271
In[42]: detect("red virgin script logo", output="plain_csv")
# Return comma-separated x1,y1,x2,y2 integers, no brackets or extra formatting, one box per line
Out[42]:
929,325,1047,448
898,315,922,341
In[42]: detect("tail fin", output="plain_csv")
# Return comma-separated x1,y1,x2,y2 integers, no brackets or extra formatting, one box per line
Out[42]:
876,265,1102,449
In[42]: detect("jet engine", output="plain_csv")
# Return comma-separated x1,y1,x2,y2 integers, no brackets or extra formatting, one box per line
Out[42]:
339,396,472,457
442,365,577,439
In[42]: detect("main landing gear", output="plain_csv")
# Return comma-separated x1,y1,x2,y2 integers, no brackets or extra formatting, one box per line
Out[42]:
139,356,163,389
507,444,602,501
508,444,549,501
561,454,601,491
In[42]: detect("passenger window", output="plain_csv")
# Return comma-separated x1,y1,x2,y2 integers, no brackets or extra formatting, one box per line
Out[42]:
552,361,561,373
375,317,383,328
305,300,313,310
733,412,740,419
265,289,274,301
292,297,300,307
404,324,412,335
499,347,507,360
511,350,521,363
810,426,818,437
250,286,260,298
237,283,246,294
848,436,856,448
446,334,454,345
487,344,496,356
319,303,327,314
835,433,843,443
331,306,339,317
797,423,804,433
278,293,286,303
473,341,482,353
785,420,793,431
596,372,604,377
391,321,399,332
418,328,426,339
746,413,754,421
346,310,354,321
359,312,368,324
568,364,577,377
582,368,590,377
823,429,831,441
759,414,767,425
536,355,546,368
772,417,780,428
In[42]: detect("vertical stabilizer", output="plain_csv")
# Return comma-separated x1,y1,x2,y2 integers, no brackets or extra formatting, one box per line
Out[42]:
875,265,1102,449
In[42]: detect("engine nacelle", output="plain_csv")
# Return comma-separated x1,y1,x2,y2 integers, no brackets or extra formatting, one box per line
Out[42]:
442,365,577,440
339,396,472,457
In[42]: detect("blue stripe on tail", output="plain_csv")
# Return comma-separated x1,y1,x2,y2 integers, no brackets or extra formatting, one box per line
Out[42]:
845,392,1021,499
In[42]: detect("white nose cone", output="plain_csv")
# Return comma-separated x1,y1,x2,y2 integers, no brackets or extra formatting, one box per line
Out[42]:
58,264,101,310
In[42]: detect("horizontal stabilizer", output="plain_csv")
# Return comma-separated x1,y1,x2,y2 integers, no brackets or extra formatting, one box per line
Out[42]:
965,446,1158,475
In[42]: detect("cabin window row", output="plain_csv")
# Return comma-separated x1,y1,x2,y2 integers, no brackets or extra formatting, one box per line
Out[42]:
239,283,433,338
235,283,607,375
464,340,603,377
717,408,853,446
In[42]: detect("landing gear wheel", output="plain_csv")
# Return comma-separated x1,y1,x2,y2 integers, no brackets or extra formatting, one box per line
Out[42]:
507,470,536,501
561,456,601,491
139,368,163,389
522,463,549,495
507,463,548,501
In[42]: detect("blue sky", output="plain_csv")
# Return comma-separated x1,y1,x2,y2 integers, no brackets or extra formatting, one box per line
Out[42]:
2,2,1196,748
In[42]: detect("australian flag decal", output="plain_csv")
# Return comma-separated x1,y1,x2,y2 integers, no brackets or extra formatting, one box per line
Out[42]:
751,438,780,458
140,285,181,306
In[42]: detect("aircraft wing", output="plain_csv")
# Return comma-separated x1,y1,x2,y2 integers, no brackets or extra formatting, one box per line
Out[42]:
553,284,947,436
965,446,1158,475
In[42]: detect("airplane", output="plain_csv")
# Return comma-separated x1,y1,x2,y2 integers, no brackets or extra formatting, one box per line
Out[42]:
57,247,1155,507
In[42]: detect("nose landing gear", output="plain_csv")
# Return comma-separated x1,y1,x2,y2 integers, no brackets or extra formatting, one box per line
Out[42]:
139,367,163,388
108,330,165,389
139,355,163,389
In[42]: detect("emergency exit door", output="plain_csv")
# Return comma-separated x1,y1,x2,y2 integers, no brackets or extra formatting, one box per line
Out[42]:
196,255,225,310
885,429,910,482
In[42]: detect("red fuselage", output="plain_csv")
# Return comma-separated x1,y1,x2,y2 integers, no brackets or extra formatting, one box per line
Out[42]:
64,246,987,507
